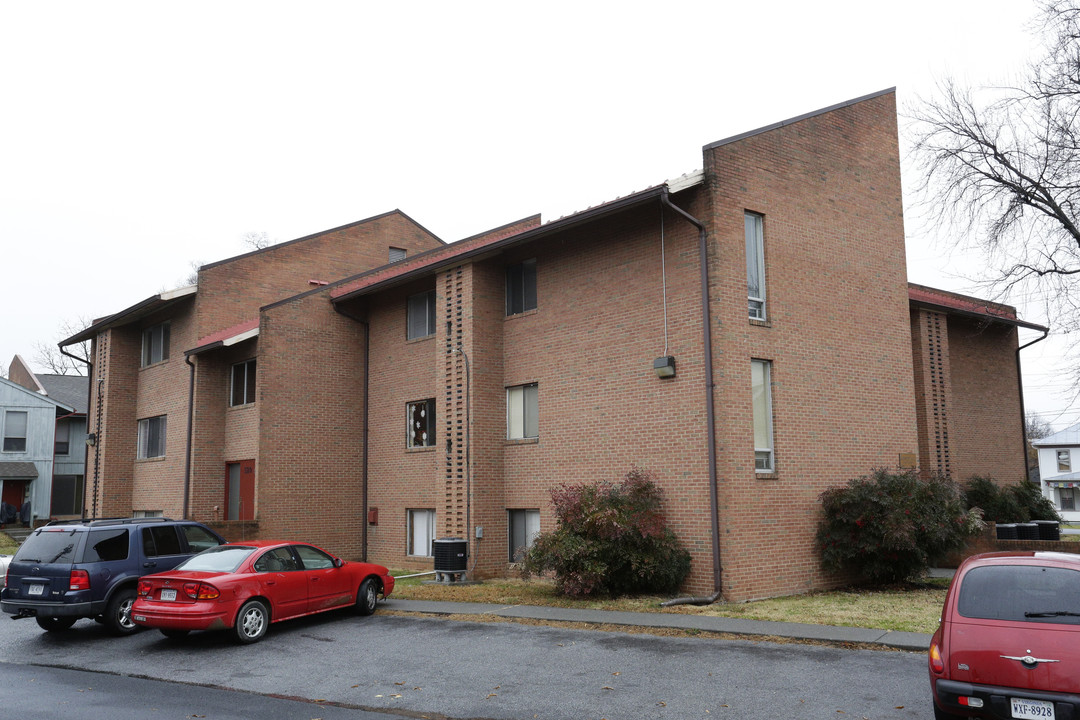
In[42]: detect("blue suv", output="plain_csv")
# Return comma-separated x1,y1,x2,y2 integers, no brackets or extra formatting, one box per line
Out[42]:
1,518,225,635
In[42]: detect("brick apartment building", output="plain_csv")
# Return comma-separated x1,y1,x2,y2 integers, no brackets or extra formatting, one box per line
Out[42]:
62,89,1043,601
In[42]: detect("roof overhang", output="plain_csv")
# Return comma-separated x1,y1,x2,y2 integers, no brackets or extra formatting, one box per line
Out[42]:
0,461,39,480
908,284,1048,333
186,318,260,357
61,285,198,346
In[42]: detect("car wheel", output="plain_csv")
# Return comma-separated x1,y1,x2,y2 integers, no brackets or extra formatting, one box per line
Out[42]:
35,616,77,632
933,701,963,720
234,600,269,644
105,588,140,636
160,628,190,639
355,577,379,616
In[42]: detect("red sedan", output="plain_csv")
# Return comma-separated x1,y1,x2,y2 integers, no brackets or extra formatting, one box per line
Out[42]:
131,540,394,643
929,551,1080,719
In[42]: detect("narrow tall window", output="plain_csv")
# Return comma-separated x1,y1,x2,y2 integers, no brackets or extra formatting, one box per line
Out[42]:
407,399,436,448
408,509,435,557
137,415,167,459
141,323,170,367
506,259,537,315
508,509,541,562
507,383,539,440
751,360,774,472
407,290,436,340
745,212,766,320
3,410,27,452
54,422,70,455
231,359,257,406
1058,450,1071,473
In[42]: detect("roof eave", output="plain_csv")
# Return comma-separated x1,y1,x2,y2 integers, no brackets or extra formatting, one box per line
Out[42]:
909,299,1048,333
61,285,198,346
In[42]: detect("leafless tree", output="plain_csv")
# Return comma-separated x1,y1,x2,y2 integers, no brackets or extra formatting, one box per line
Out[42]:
34,317,92,375
910,1,1080,382
241,231,275,251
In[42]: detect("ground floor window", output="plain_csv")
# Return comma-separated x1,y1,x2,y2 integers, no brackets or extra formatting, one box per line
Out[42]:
508,508,541,562
408,509,436,557
1060,487,1076,512
51,475,83,516
132,510,163,518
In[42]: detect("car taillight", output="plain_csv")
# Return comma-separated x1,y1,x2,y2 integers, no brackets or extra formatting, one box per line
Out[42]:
137,580,152,597
182,582,219,600
69,570,90,591
929,640,945,674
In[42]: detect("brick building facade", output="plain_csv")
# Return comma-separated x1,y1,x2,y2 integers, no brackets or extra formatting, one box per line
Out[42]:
63,89,1043,601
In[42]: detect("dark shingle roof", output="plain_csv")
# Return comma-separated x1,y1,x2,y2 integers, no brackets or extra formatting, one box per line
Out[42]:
38,375,89,414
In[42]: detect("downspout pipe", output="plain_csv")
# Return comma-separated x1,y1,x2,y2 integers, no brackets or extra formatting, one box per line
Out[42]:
1016,325,1050,485
60,344,93,520
660,188,723,596
334,304,371,561
184,355,196,519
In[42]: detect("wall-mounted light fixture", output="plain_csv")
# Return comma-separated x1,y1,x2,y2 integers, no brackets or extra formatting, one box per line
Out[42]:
85,432,97,447
653,356,676,379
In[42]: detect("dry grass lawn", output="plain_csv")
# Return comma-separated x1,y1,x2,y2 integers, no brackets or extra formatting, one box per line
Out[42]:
0,533,19,556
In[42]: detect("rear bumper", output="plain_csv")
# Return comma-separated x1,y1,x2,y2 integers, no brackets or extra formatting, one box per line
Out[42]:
934,678,1080,719
131,601,232,632
2,599,102,618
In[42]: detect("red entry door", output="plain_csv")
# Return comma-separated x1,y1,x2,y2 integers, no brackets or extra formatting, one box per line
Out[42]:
224,460,256,521
2,480,26,509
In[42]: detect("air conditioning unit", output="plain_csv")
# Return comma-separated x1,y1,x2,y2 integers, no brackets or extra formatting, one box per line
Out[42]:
433,537,467,583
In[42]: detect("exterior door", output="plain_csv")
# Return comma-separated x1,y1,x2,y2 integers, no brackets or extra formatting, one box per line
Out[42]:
1,480,27,522
224,460,255,521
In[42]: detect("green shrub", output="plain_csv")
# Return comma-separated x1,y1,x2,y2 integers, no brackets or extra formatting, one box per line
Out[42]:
962,475,1060,523
520,468,691,598
817,469,984,585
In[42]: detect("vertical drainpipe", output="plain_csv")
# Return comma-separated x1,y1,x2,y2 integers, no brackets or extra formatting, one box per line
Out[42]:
660,188,723,595
334,305,370,561
184,354,196,519
1016,325,1049,484
60,344,92,520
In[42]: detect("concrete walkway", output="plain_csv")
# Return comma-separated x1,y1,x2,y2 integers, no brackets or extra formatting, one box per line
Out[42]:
382,598,933,652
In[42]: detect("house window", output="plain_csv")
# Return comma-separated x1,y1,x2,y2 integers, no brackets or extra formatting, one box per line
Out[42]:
407,399,436,448
1058,450,1072,473
389,247,407,263
231,359,257,406
137,415,167,459
508,509,540,562
507,383,539,439
407,509,435,557
133,510,164,518
54,421,70,455
746,212,766,320
1061,488,1076,512
141,323,170,367
751,360,774,472
506,259,537,315
3,410,27,452
407,290,436,340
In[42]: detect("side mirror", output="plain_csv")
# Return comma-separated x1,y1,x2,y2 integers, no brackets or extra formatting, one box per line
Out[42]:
334,558,345,568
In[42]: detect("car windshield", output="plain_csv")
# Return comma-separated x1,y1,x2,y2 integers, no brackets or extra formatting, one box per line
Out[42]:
175,545,257,573
13,529,81,564
957,564,1080,625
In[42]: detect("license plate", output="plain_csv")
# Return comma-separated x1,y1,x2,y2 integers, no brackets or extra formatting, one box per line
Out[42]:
1012,697,1055,720
27,584,44,596
160,589,177,601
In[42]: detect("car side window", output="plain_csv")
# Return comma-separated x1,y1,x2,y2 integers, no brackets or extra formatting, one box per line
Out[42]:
142,526,183,557
181,525,223,553
83,529,129,562
293,544,334,570
254,547,298,573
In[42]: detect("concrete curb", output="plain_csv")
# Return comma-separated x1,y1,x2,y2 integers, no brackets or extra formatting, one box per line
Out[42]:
383,598,932,652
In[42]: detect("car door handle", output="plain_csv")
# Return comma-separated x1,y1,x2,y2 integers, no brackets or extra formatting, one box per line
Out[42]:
267,580,276,586
143,562,156,568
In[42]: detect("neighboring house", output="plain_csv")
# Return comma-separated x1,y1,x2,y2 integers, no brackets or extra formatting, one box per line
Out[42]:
1,355,88,525
61,89,1042,602
1033,423,1080,522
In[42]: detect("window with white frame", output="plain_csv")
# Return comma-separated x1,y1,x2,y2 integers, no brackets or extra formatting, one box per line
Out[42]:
751,360,774,472
407,399,435,448
406,290,436,340
1061,488,1076,512
745,212,766,320
506,259,537,315
137,415,167,459
231,359,257,406
3,410,27,452
132,510,164,518
1058,450,1072,473
508,508,540,562
507,383,539,440
407,509,435,557
141,323,170,367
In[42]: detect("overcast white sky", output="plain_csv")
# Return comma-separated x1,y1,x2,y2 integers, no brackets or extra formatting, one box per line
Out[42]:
2,0,1076,428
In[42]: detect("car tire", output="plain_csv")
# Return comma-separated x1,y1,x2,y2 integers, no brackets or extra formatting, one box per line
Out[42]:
355,577,379,616
234,600,269,644
36,615,77,632
105,587,140,636
160,628,190,639
933,701,963,720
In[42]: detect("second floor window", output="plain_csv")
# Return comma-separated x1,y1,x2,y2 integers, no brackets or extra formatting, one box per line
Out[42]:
142,322,170,367
746,212,766,320
407,290,436,340
231,359,257,406
751,359,774,472
506,259,537,315
507,383,539,440
407,399,435,448
55,422,70,455
137,415,167,459
1058,450,1072,473
3,410,27,452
